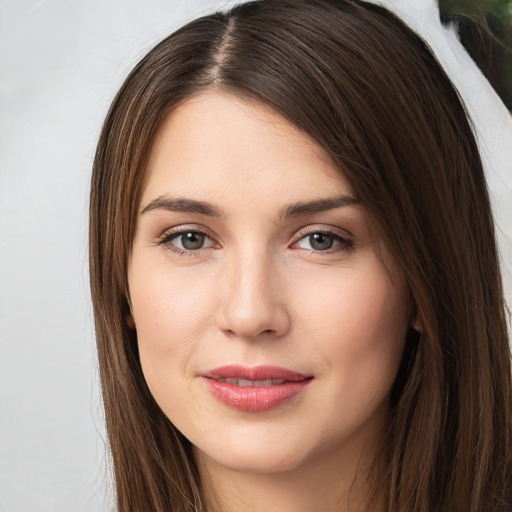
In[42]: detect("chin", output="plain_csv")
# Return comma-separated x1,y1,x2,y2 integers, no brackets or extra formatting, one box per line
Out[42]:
193,435,311,475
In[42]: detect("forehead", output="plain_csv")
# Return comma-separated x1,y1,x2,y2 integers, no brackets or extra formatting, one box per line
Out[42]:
142,91,354,209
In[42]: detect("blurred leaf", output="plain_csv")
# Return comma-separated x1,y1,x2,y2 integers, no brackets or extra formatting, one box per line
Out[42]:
439,0,512,110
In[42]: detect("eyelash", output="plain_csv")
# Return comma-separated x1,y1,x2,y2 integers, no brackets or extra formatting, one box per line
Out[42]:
157,227,353,257
157,228,218,256
292,229,354,254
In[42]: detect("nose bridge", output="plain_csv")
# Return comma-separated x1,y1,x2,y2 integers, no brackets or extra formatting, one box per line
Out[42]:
217,242,289,340
234,246,271,311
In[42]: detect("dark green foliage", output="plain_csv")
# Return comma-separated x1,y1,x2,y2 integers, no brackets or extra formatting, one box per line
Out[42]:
439,0,512,109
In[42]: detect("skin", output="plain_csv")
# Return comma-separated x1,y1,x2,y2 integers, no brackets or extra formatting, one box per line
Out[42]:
128,91,412,512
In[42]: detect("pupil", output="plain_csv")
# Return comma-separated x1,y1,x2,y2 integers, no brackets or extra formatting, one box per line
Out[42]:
182,232,204,250
310,233,333,250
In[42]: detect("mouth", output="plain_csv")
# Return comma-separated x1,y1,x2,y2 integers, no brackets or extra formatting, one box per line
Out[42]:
202,364,311,382
201,365,313,412
214,378,288,386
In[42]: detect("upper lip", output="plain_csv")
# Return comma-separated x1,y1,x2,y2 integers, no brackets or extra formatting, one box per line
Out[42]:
202,365,312,382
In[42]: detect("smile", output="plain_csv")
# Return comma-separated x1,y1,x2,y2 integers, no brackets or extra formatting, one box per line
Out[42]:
202,365,313,412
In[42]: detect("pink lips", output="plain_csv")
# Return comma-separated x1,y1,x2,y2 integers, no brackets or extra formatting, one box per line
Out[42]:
202,365,313,412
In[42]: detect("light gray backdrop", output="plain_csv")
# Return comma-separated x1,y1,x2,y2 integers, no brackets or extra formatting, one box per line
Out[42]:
0,1,510,511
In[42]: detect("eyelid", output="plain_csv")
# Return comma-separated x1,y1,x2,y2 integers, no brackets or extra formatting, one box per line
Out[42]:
156,225,220,254
290,225,354,252
292,224,353,242
157,224,218,240
155,223,353,255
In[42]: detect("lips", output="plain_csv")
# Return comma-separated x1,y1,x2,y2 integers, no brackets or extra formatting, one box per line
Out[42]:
202,365,313,412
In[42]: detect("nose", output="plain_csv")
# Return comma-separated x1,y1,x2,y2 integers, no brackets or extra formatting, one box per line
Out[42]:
215,248,291,340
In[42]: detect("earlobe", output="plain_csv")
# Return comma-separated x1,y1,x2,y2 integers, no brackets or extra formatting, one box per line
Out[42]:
408,300,424,334
125,290,136,329
410,317,423,334
127,314,136,329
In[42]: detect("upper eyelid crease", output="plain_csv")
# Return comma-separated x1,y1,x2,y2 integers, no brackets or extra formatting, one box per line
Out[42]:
140,195,359,219
158,227,215,242
294,231,353,247
295,223,353,238
156,222,353,243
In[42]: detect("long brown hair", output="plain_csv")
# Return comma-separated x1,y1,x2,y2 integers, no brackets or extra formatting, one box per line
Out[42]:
89,0,512,510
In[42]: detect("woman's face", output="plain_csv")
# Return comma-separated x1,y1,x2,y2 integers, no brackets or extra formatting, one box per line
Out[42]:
128,91,411,475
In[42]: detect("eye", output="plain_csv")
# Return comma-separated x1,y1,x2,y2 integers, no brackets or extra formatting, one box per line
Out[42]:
158,229,216,254
294,230,353,252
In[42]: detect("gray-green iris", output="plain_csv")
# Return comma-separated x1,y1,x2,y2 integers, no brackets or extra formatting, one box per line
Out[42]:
181,232,205,250
309,233,333,250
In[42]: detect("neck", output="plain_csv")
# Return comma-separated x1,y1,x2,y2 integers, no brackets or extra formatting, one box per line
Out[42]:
195,436,388,512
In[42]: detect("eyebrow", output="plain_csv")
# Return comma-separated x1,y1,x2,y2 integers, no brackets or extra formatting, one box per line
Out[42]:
141,196,224,217
278,195,359,219
140,194,359,218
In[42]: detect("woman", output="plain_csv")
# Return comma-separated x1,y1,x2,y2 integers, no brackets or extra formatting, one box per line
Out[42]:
89,0,512,510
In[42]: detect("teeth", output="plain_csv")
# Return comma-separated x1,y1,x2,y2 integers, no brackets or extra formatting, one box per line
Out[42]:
216,378,286,386
239,378,256,387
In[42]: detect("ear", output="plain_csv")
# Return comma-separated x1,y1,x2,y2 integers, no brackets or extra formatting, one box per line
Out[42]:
125,290,136,329
126,314,136,329
408,300,424,334
411,319,423,334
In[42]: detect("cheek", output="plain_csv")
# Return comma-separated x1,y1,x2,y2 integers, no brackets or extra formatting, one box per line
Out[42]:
128,262,217,397
294,263,409,380
131,261,215,340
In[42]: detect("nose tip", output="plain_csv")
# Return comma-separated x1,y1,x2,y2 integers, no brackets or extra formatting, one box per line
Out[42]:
215,257,291,340
220,301,290,340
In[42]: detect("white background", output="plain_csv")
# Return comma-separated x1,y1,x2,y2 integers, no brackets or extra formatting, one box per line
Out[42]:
0,1,510,510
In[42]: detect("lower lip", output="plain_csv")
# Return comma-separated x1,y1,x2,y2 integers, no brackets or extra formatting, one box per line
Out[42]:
204,378,312,412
